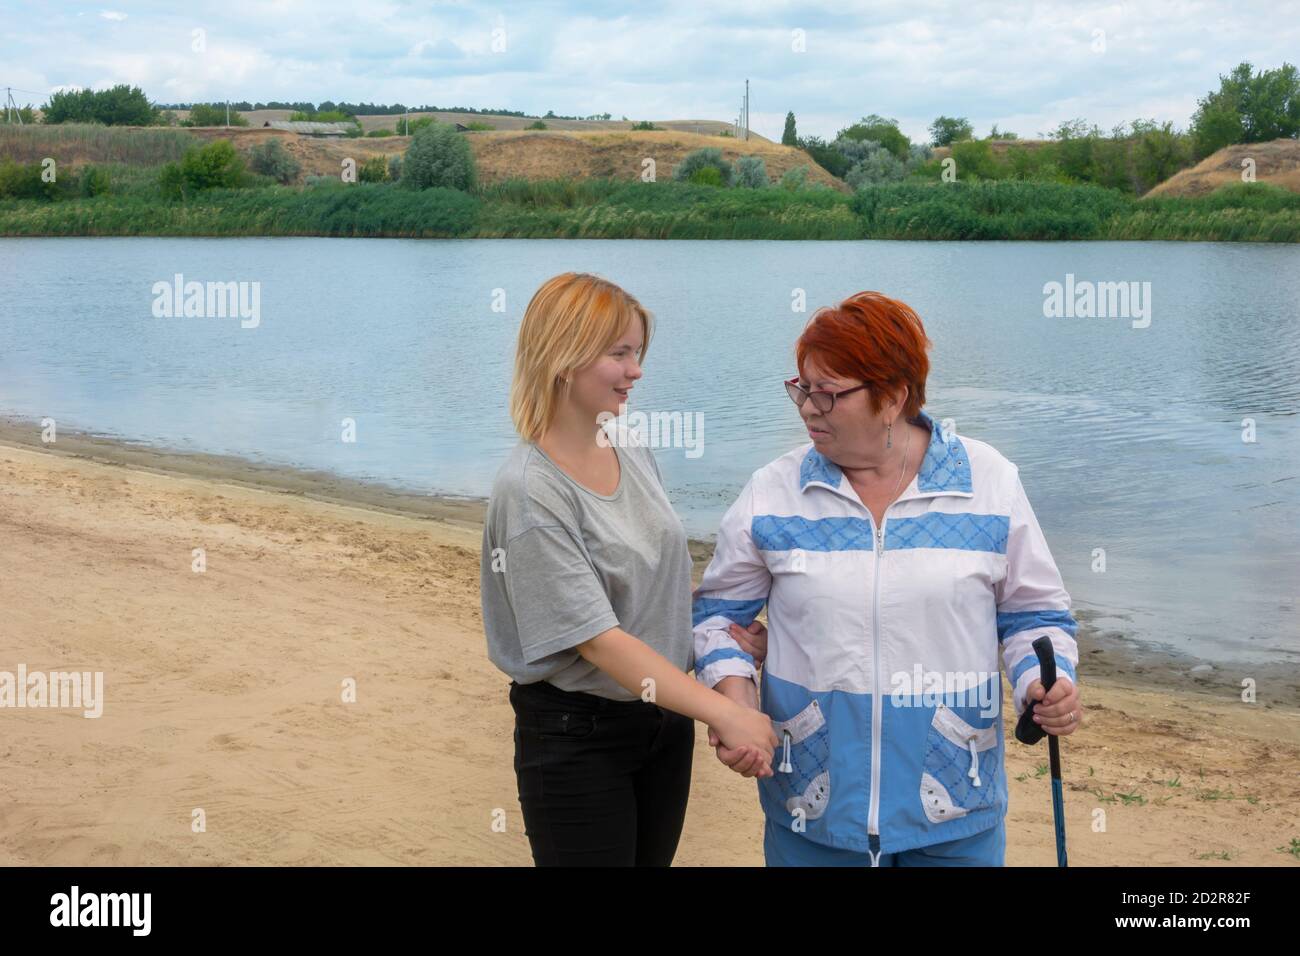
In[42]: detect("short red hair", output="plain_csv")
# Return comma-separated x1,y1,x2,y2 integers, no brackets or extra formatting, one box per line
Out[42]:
796,291,931,418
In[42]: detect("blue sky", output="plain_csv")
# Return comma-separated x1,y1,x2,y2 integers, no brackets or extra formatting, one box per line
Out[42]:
2,1,1298,142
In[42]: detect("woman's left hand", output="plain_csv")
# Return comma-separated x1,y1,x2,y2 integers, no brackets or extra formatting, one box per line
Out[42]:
1026,676,1082,736
728,620,768,665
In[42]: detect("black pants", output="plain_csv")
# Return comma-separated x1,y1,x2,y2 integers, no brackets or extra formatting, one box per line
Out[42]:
509,679,694,866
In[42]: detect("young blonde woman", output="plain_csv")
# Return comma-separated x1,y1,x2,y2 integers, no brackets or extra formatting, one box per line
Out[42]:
480,272,778,867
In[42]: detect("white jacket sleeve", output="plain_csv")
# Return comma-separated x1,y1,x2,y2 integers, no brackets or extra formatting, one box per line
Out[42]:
996,468,1079,717
691,477,771,689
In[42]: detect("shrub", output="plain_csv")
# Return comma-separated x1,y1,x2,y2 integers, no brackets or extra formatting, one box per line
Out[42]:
366,128,394,137
396,116,434,135
734,155,768,188
402,121,476,190
948,139,1006,181
527,120,548,130
798,136,851,178
358,155,389,183
157,162,185,199
673,147,734,186
0,160,62,199
248,138,302,184
630,121,659,131
79,165,111,197
387,155,403,182
689,166,724,187
464,121,495,131
845,144,907,187
780,165,808,190
289,110,352,123
185,103,248,127
158,139,247,198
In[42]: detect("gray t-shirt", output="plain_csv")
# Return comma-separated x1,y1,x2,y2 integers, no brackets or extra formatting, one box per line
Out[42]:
480,436,694,700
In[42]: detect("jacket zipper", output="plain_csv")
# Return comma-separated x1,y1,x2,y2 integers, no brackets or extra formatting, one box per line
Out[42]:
868,518,885,837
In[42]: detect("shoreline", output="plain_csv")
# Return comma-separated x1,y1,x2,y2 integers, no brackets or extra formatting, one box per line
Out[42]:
3,413,1298,706
2,423,1297,865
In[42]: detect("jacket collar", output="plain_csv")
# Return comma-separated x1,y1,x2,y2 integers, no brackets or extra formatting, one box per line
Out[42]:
798,409,973,497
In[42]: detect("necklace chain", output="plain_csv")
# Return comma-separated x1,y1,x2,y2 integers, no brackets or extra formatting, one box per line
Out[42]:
889,420,914,504
842,418,915,509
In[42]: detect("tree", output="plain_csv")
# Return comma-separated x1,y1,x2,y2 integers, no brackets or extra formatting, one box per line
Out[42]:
1048,118,1102,181
402,121,476,190
929,115,973,147
43,84,155,125
836,114,911,160
1191,61,1300,157
92,84,157,125
797,135,851,178
1130,119,1192,193
185,103,248,127
2,103,36,124
782,111,797,146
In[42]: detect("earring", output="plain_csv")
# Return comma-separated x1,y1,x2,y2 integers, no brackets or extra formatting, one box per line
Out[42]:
886,422,892,449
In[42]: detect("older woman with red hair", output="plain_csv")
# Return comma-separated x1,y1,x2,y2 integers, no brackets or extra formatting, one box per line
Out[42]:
692,290,1083,866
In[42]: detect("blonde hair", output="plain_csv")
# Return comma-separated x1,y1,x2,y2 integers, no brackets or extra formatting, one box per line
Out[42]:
509,272,653,442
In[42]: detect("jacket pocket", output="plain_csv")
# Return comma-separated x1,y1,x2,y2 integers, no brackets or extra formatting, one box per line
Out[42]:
766,699,832,821
920,703,998,823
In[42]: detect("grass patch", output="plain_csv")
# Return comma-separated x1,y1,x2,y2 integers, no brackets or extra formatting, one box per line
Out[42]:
0,174,1295,241
0,123,196,166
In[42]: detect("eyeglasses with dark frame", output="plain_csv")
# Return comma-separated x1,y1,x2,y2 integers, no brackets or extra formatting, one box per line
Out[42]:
784,376,869,414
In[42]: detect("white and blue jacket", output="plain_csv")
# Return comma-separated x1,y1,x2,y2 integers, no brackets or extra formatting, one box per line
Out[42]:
692,410,1079,857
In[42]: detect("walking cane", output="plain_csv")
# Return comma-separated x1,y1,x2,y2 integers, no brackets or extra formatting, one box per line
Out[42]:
1014,635,1067,867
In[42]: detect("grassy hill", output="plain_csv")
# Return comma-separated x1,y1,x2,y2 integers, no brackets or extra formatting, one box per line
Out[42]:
3,123,837,189
930,139,1052,161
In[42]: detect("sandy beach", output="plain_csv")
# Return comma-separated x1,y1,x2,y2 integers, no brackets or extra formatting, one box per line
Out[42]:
1,422,1297,866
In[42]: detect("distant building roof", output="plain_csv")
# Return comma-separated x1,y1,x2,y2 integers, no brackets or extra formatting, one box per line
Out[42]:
263,120,354,135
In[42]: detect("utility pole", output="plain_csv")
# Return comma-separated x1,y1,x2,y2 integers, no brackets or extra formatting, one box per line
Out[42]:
225,100,230,127
744,78,749,141
4,87,25,125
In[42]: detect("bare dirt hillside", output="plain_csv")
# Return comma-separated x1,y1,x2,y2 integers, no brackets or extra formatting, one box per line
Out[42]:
465,129,843,188
186,127,843,189
1146,138,1300,197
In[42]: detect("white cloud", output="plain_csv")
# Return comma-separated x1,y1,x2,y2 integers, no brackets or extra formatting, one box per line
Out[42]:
10,0,1299,139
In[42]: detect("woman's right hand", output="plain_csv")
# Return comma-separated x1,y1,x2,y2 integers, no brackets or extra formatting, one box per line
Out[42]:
714,702,778,772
